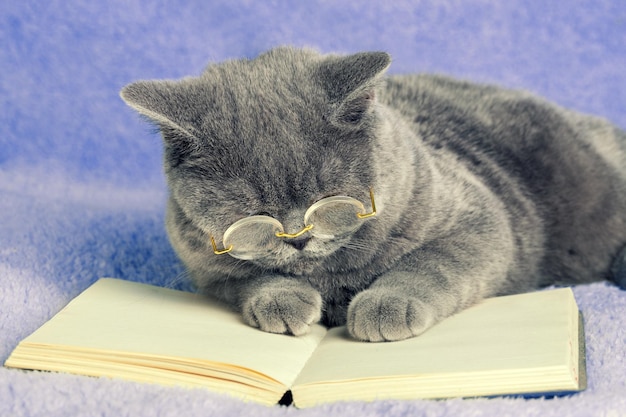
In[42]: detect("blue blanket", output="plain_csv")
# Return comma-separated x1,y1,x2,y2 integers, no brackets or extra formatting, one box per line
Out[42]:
2,1,625,416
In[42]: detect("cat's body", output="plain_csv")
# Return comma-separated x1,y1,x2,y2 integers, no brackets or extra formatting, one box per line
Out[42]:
122,47,626,342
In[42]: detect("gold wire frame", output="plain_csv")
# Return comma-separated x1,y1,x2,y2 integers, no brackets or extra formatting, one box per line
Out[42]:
211,236,233,255
357,188,377,219
210,188,377,255
275,224,314,238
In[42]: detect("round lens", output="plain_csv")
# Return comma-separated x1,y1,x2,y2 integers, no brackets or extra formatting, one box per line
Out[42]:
223,216,283,260
304,196,365,239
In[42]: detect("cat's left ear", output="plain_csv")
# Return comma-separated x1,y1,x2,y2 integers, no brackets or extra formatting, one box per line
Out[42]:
120,80,201,142
319,51,391,128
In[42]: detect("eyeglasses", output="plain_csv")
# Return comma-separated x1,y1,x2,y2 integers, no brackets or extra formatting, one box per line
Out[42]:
210,189,377,260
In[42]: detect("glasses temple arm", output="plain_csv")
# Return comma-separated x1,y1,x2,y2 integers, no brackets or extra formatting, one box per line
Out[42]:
211,236,234,255
357,188,377,219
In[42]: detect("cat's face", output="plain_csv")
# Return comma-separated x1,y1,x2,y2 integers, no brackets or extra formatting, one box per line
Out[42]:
121,47,391,275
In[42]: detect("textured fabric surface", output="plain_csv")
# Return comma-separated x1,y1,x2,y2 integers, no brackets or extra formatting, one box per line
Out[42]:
1,1,625,416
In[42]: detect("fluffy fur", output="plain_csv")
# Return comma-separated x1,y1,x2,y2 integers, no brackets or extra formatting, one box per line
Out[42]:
121,47,626,342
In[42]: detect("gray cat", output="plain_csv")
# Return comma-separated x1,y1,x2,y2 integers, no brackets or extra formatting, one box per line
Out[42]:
121,47,626,342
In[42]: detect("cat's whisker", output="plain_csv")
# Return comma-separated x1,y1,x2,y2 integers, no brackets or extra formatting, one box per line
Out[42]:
340,241,374,253
163,270,192,290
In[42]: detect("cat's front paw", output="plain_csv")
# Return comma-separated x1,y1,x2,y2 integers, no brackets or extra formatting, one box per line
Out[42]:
347,289,433,342
242,285,322,336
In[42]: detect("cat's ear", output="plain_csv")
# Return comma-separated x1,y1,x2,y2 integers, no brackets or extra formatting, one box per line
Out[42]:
120,80,200,141
319,51,391,128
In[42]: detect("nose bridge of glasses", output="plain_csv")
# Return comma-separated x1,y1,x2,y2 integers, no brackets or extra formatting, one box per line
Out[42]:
272,209,311,239
275,223,313,239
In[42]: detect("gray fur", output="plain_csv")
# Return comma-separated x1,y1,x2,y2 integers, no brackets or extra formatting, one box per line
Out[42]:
121,47,626,342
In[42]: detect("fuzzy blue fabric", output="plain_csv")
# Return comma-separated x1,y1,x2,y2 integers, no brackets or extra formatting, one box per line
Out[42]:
1,1,625,416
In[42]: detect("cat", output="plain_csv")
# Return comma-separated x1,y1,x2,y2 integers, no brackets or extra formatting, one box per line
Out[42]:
121,46,626,342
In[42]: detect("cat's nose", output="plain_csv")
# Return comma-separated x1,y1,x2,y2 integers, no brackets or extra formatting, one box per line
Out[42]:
285,236,311,251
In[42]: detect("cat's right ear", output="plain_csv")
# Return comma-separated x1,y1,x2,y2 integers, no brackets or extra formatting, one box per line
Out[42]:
120,81,200,142
319,51,391,129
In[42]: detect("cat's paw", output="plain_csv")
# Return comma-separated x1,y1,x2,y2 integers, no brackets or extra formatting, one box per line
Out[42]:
347,289,434,342
242,285,322,336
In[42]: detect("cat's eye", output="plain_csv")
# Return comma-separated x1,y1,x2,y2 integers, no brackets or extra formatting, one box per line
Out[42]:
210,189,377,260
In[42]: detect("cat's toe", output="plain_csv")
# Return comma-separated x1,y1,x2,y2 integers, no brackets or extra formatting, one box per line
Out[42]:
242,287,322,336
347,289,433,342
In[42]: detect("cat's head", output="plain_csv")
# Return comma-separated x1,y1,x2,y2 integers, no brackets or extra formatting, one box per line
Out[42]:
121,47,391,275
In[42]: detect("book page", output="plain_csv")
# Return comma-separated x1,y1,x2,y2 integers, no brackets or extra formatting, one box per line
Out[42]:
293,288,579,389
14,278,327,388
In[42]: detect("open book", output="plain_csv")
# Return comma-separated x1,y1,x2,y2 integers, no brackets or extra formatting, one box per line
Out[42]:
5,278,586,407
